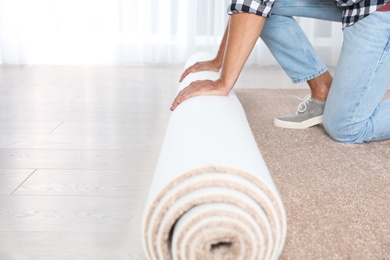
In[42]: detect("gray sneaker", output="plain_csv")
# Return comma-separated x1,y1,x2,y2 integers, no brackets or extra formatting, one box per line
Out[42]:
274,95,325,129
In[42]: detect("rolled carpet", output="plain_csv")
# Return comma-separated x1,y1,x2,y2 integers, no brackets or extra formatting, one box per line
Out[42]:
142,52,287,260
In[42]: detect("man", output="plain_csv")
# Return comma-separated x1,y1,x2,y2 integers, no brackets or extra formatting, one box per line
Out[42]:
171,0,390,144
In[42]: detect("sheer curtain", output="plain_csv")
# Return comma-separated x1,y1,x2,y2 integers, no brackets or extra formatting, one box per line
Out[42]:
0,0,342,65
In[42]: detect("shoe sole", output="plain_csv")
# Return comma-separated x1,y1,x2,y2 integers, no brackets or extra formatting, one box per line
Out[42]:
274,115,323,129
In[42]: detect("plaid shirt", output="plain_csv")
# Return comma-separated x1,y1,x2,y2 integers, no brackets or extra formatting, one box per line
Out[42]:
228,0,390,27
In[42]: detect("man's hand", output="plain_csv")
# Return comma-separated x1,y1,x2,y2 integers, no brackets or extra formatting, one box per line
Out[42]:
179,59,222,83
172,12,265,112
170,79,229,111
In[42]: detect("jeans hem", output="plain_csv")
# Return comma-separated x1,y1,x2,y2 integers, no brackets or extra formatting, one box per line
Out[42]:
291,67,328,84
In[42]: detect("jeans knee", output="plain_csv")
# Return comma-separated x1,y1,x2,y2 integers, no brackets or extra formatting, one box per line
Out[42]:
323,119,343,142
323,117,365,144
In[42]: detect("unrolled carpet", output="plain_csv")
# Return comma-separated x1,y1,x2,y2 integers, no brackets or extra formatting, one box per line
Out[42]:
142,53,287,260
236,88,390,259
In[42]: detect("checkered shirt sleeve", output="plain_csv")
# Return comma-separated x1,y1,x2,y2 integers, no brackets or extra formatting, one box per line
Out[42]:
227,0,275,17
335,0,390,27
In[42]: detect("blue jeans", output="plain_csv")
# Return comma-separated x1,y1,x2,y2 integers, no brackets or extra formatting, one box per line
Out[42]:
261,0,342,83
323,12,390,143
260,0,390,143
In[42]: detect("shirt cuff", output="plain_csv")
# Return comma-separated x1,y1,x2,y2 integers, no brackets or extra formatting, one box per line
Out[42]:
227,0,275,17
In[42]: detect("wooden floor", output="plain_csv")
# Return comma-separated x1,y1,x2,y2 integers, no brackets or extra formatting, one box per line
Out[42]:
0,64,305,259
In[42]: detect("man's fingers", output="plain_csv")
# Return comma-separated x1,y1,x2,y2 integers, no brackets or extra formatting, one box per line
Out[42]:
179,63,197,82
170,94,181,111
170,87,187,111
170,92,187,111
170,84,195,111
179,69,190,82
179,60,220,82
179,62,204,82
171,79,220,111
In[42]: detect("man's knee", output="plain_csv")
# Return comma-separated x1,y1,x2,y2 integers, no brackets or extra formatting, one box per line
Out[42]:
323,121,346,143
323,116,367,144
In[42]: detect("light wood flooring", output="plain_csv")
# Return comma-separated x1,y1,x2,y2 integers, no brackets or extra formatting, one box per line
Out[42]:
0,64,306,259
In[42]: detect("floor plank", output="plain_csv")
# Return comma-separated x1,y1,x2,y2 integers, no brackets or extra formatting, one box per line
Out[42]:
0,195,145,232
0,232,145,260
0,169,35,195
14,169,153,196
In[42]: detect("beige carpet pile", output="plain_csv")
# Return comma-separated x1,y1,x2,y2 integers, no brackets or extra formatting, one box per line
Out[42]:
236,89,390,259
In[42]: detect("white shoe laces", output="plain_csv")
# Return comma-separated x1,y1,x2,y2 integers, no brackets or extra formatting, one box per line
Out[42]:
294,94,312,114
